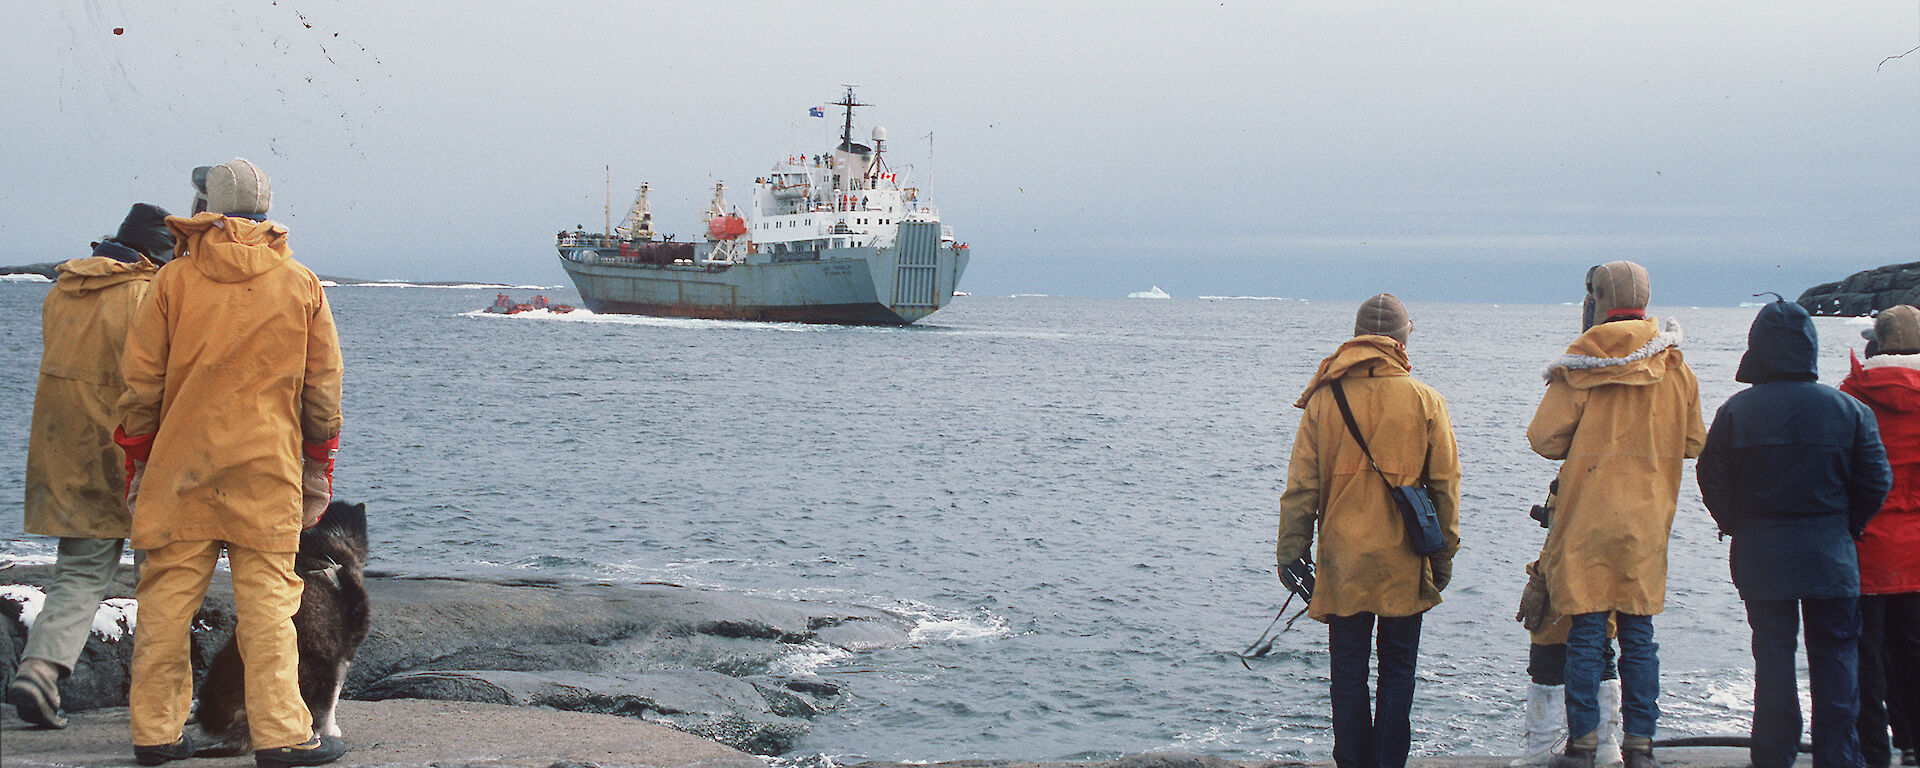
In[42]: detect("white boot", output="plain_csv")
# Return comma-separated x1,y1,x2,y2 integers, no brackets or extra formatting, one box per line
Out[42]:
1512,683,1566,766
1595,678,1623,767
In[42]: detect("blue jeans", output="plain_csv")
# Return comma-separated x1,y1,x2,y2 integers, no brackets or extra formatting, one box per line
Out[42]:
1328,612,1424,768
1747,597,1863,768
1566,612,1657,739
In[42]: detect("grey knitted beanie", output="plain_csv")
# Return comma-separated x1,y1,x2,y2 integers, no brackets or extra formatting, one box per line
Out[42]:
1354,293,1411,345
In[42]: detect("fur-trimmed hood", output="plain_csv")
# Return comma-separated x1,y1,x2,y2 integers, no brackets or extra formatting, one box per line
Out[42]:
1844,349,1920,414
1542,317,1685,389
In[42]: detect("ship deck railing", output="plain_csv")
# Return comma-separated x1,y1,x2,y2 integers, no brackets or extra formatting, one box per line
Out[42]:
558,232,621,247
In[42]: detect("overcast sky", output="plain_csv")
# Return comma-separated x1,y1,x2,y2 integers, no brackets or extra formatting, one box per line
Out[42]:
3,2,1916,304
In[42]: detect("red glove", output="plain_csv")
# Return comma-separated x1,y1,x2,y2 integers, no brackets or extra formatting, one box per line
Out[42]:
302,436,339,528
112,426,155,499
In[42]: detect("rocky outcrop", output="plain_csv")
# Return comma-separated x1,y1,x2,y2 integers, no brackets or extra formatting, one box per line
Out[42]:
0,567,912,755
0,262,60,279
1798,261,1920,316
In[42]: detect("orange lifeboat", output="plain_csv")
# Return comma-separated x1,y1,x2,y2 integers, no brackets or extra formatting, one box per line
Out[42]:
708,214,748,240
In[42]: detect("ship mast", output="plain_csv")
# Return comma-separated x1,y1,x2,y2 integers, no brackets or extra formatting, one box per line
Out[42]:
835,85,867,152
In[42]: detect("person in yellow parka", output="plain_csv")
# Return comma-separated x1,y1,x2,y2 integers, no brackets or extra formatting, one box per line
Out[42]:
1527,262,1704,768
1278,294,1462,768
113,159,346,768
7,204,173,729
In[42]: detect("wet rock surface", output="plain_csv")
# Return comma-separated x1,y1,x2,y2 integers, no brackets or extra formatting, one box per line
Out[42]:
1,566,911,755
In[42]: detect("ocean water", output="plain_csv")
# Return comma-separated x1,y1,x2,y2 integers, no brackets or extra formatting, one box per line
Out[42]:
0,283,1862,761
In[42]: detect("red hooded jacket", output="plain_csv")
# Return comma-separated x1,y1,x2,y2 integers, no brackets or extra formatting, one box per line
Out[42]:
1841,351,1920,594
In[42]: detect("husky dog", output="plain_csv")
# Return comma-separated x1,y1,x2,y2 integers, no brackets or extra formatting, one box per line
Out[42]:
194,501,371,755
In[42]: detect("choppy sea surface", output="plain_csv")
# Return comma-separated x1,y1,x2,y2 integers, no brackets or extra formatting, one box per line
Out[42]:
0,282,1857,761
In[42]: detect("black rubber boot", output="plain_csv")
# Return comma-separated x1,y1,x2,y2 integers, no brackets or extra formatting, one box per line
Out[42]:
256,735,347,768
134,733,196,766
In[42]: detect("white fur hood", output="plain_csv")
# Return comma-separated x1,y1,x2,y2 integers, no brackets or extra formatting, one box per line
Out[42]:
1542,318,1684,382
1862,352,1920,370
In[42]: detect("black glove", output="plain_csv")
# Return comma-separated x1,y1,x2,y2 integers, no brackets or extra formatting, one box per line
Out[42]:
1430,558,1452,592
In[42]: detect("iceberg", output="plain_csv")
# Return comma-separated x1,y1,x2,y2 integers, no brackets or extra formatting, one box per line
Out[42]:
1128,286,1171,299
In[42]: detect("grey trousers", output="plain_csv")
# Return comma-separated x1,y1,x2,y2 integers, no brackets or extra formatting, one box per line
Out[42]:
21,537,132,673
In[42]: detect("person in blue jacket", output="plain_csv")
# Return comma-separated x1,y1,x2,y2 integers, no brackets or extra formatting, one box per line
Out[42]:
1697,298,1893,768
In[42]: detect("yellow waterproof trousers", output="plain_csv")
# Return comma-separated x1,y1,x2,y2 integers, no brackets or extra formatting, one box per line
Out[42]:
129,540,310,750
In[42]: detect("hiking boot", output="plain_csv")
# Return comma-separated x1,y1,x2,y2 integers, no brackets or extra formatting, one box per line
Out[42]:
1621,735,1659,768
134,734,196,766
6,657,67,729
1551,730,1599,768
256,735,347,768
1551,748,1597,768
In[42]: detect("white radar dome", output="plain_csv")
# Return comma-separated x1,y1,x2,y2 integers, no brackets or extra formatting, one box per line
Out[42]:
872,126,887,142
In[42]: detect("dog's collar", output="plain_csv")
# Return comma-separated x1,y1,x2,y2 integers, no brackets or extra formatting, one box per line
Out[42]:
298,556,343,588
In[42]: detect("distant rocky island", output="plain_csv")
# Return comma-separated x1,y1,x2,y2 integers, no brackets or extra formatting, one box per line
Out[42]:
1798,261,1920,316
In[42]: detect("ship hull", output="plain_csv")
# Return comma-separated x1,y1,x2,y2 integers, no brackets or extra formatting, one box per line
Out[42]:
559,221,968,326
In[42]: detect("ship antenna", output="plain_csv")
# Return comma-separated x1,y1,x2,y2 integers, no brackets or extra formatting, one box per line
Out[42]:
836,85,868,151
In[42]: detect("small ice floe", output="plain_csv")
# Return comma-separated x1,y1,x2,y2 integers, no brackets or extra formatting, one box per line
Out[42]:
2,273,53,283
1128,285,1172,299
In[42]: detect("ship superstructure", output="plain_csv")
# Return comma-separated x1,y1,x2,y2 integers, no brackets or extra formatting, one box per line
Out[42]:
557,88,968,325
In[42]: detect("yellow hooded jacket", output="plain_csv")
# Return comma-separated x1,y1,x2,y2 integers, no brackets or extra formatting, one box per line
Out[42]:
116,212,343,553
1277,335,1462,620
1527,317,1704,617
25,256,160,537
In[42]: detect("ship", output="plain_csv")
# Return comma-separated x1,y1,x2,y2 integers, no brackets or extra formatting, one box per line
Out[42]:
557,88,970,325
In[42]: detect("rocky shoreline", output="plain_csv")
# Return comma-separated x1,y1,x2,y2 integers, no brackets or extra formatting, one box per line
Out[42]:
0,564,911,755
1,565,1773,768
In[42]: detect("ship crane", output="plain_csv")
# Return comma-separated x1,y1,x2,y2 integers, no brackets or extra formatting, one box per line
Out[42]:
613,183,656,242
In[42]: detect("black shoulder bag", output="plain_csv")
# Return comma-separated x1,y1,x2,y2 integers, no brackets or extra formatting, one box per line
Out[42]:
1329,380,1446,556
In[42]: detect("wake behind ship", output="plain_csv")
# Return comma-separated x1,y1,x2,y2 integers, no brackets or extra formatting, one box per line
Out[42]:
558,89,969,325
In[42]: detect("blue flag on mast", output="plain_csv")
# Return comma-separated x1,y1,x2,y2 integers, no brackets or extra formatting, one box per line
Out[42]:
808,106,825,118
